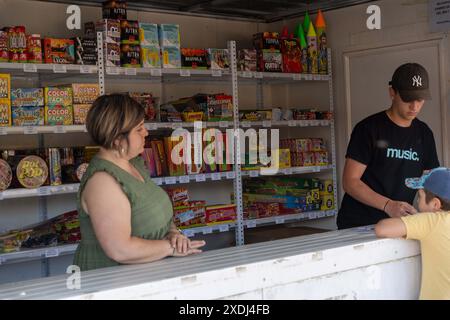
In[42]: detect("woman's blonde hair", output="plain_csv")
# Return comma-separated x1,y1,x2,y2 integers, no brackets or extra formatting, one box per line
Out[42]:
86,94,144,150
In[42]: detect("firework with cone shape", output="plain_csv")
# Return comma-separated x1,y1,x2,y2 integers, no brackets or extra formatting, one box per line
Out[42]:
307,21,318,74
295,23,308,73
315,10,328,75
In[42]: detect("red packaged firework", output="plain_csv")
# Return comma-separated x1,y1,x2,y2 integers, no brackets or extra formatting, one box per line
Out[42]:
173,201,206,228
166,187,189,207
205,204,236,224
43,38,75,64
0,159,12,191
27,34,42,63
280,38,302,73
0,31,8,62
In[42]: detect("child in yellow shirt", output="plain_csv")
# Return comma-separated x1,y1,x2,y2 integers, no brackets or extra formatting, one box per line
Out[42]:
375,167,450,300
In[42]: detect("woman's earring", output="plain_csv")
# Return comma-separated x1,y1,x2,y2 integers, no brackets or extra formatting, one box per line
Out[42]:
120,147,125,155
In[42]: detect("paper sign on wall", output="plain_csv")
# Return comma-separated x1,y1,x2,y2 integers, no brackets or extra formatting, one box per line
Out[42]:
430,0,450,32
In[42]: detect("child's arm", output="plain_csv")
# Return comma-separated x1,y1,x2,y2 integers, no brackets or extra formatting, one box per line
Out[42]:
375,218,407,238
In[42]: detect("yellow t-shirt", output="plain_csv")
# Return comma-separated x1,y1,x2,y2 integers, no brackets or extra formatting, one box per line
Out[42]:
401,212,450,300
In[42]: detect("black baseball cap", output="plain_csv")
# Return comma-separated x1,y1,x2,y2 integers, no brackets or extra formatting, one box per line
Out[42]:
389,63,431,102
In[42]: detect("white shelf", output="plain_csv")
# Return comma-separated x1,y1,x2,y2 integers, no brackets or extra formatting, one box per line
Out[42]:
144,121,233,130
241,165,333,178
0,244,78,265
0,184,80,200
0,62,97,74
244,209,337,228
0,172,236,200
240,119,332,128
238,71,329,81
106,67,230,80
0,125,87,135
181,222,236,237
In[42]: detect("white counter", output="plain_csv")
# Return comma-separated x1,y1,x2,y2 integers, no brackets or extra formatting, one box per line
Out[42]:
0,227,421,300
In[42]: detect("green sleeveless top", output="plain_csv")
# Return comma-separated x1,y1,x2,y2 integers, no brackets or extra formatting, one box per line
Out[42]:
73,156,173,271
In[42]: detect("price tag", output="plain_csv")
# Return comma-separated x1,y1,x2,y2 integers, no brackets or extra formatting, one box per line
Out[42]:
45,248,59,258
321,120,329,126
254,72,263,79
106,67,120,75
38,188,51,196
179,175,190,183
164,177,177,184
182,229,194,238
147,123,158,130
150,68,162,77
292,74,302,81
153,178,163,185
125,68,137,76
318,211,326,218
195,174,206,182
180,69,191,77
54,126,66,133
246,220,256,228
24,126,37,134
241,121,251,128
202,227,213,235
262,121,271,128
23,64,37,72
211,173,221,181
284,168,293,175
212,70,222,77
80,65,94,74
226,171,235,179
309,212,318,219
171,123,182,129
52,186,65,193
275,218,285,224
306,74,313,81
299,120,308,127
53,64,67,73
219,121,229,128
288,120,297,127
219,224,229,232
242,71,253,78
313,166,321,173
249,171,259,177
313,75,321,81
0,127,6,135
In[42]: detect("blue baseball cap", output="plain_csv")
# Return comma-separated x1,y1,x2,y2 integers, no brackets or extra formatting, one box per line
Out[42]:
405,167,450,202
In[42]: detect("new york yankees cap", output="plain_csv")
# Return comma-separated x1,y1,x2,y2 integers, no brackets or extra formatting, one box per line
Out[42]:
389,63,431,102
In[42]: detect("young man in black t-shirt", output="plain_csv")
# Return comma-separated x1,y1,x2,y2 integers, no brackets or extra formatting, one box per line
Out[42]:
337,63,440,229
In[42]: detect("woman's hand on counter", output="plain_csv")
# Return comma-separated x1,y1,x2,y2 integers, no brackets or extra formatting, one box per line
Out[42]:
166,230,191,254
171,240,206,257
385,200,417,217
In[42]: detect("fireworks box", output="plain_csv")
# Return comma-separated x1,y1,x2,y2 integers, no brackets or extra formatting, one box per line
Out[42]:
102,0,127,20
45,87,73,107
69,83,100,104
0,31,8,62
174,201,206,228
128,92,159,121
73,104,91,125
104,43,120,66
139,23,159,47
120,44,141,67
11,88,44,107
0,74,10,100
45,105,73,125
319,179,334,196
12,106,44,126
181,48,208,69
76,51,97,65
257,50,283,73
120,20,139,45
43,38,75,64
158,24,180,47
140,46,161,68
253,32,281,51
84,22,96,39
237,49,257,72
320,194,334,211
73,37,97,54
166,187,189,207
164,136,186,176
205,204,236,224
207,94,233,121
0,74,11,126
280,38,301,73
47,148,62,186
95,19,120,43
27,34,42,63
161,46,181,68
207,49,230,70
239,110,272,121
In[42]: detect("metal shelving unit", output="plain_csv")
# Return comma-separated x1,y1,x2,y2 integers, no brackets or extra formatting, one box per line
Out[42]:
0,40,337,265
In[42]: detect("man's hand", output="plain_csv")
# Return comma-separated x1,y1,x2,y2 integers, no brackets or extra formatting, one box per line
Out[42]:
172,240,206,257
385,200,417,218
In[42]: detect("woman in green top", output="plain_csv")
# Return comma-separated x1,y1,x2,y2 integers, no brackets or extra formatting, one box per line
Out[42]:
74,94,205,271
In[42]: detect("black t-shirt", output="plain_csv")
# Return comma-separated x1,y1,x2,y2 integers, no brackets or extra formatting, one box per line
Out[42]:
337,111,440,229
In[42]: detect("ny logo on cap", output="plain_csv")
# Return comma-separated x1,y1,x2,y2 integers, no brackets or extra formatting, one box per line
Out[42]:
412,75,422,87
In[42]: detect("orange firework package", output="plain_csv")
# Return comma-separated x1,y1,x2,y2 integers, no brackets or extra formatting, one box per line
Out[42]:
205,204,236,224
16,155,48,189
173,201,207,228
43,38,75,64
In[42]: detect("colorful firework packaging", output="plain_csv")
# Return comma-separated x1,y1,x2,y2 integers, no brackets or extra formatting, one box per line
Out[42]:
0,158,12,191
16,155,48,189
